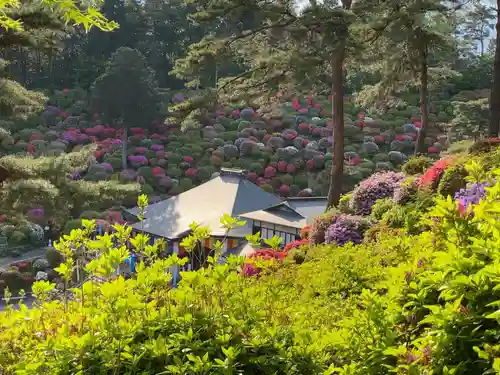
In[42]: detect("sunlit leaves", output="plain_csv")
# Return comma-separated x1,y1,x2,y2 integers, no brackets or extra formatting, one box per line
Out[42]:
0,0,119,32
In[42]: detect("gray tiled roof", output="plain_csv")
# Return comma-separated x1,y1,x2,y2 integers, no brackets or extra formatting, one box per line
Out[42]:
128,172,282,239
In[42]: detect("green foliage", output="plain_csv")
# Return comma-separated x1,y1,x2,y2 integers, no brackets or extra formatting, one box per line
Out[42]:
451,98,489,139
338,193,354,214
90,47,161,130
0,0,118,32
0,146,140,225
4,163,500,374
63,219,82,233
402,155,434,175
469,138,500,155
437,165,468,198
371,198,393,220
45,246,63,268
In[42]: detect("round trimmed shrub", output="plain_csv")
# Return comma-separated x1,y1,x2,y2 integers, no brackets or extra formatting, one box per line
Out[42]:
294,174,309,189
179,178,193,191
10,230,26,244
136,166,152,179
167,167,182,178
106,157,122,170
64,219,82,234
141,184,154,195
2,269,25,292
33,258,50,271
260,184,273,193
437,165,468,198
402,155,434,175
281,174,294,186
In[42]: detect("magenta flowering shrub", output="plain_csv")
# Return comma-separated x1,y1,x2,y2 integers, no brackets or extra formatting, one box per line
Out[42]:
99,163,113,171
349,171,406,215
150,144,164,151
325,214,371,245
128,155,148,165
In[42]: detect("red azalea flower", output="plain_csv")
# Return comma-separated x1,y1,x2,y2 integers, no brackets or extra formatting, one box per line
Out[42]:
284,239,308,252
418,157,454,188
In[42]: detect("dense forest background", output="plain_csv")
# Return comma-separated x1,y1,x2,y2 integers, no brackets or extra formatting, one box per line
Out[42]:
2,0,496,101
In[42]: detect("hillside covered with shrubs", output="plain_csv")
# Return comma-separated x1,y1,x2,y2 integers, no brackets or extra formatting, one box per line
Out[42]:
0,86,454,249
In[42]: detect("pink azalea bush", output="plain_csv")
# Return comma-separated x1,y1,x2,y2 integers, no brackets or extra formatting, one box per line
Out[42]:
349,171,406,215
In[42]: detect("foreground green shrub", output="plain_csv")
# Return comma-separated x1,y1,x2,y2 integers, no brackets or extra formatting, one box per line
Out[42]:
4,167,500,375
0,198,323,374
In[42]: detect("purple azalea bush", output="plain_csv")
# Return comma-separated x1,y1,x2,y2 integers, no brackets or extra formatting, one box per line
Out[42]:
150,144,164,151
454,180,494,214
349,171,406,215
71,172,82,180
128,155,148,165
29,208,45,217
325,214,371,246
99,163,113,170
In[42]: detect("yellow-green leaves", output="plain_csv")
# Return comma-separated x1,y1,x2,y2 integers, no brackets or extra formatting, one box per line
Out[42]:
55,261,72,281
86,245,129,277
264,235,282,251
31,280,56,301
137,194,148,221
220,213,246,231
245,232,262,247
0,0,119,32
465,159,487,184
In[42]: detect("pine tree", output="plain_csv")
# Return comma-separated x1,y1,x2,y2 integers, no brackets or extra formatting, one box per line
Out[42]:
354,0,460,155
171,0,387,208
463,0,495,56
90,47,161,169
0,0,119,118
0,145,139,227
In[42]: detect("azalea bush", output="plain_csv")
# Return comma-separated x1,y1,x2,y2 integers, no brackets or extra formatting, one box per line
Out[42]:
349,171,405,215
3,90,451,202
324,214,371,246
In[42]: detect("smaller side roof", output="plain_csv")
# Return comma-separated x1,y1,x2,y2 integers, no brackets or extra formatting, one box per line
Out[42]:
285,197,328,224
240,204,306,229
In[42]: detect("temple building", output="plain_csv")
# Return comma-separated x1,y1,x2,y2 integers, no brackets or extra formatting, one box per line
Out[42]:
126,168,327,266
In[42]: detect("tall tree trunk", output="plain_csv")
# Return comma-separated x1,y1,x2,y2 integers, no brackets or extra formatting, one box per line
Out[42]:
121,128,128,170
327,39,346,209
489,1,500,137
415,41,429,155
